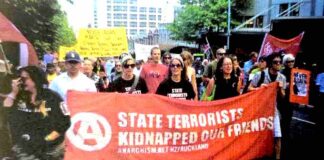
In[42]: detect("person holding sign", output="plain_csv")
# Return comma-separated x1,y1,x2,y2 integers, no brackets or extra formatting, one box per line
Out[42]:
156,56,195,100
279,53,296,159
107,56,148,94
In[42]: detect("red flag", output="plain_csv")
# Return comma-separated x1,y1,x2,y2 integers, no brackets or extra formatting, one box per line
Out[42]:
0,12,38,65
258,32,304,59
64,83,279,160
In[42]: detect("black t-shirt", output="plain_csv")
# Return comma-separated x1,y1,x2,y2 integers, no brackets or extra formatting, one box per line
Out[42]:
107,75,148,94
7,89,71,154
214,76,239,100
156,78,195,100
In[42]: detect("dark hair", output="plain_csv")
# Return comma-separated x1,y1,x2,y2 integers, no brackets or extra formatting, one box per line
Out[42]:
214,56,236,80
167,59,187,81
266,52,282,68
16,66,48,105
162,52,172,64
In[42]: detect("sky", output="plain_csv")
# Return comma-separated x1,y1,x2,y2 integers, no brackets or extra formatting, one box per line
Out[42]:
58,0,94,33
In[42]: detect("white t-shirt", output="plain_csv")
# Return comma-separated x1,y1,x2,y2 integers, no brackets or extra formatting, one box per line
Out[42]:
49,72,97,101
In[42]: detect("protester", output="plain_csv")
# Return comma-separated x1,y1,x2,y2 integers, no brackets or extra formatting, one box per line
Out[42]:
162,52,172,66
243,51,258,86
156,57,195,100
133,60,143,76
83,59,108,92
140,47,168,93
49,51,97,101
202,48,226,82
110,60,123,82
181,51,198,101
204,56,241,100
46,63,58,83
279,53,296,159
3,66,70,160
249,53,286,160
0,60,12,158
242,56,267,94
107,56,148,94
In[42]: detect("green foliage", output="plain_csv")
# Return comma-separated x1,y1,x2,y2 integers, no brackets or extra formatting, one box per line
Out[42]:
0,0,76,57
169,0,251,41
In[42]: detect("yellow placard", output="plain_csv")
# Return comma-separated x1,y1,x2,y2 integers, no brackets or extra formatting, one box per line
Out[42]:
76,28,128,57
58,46,77,61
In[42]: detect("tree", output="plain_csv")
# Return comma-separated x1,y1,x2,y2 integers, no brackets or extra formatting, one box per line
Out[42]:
0,0,76,57
168,0,252,41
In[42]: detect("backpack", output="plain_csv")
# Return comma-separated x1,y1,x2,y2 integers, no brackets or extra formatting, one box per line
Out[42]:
242,71,265,93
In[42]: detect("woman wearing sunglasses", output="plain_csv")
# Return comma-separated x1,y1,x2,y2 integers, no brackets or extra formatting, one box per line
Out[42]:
3,66,70,160
156,57,195,100
107,56,148,94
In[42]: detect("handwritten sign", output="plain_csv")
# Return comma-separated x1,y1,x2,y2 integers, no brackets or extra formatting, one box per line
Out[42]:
77,28,128,57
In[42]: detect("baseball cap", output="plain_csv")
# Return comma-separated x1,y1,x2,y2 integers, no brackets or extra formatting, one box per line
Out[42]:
65,51,81,62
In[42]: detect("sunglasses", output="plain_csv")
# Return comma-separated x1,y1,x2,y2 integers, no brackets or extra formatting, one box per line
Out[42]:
164,57,171,59
217,53,226,56
115,64,122,67
67,61,80,64
170,64,182,68
272,60,281,64
287,60,295,63
123,64,136,68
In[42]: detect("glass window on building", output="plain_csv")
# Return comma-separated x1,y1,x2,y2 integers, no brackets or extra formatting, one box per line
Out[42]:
114,13,122,19
130,0,137,5
130,22,137,27
130,6,137,12
130,29,137,35
114,21,127,27
130,14,137,20
149,15,156,21
158,15,161,21
139,29,146,35
107,6,111,11
113,0,127,4
114,6,127,12
149,7,156,13
140,7,146,12
140,22,146,27
139,14,146,20
149,22,156,28
279,3,299,16
158,8,162,13
107,21,112,27
107,14,112,19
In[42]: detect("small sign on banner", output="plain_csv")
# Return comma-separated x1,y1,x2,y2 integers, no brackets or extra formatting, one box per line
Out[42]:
290,68,311,104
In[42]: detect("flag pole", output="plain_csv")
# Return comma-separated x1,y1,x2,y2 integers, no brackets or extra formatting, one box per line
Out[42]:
205,37,213,59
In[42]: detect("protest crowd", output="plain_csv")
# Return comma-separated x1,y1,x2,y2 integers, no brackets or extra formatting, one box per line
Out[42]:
1,45,323,160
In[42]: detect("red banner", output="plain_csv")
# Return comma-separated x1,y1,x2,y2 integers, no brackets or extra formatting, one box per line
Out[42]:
290,68,311,104
258,32,304,59
65,83,278,160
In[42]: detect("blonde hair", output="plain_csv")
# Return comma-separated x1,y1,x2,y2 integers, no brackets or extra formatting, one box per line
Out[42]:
180,51,193,66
